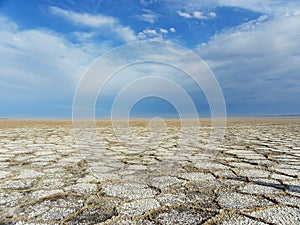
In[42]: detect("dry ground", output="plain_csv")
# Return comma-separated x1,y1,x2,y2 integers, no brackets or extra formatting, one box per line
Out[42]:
0,119,299,224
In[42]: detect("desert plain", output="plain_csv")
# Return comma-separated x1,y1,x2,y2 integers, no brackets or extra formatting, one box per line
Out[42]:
0,119,299,224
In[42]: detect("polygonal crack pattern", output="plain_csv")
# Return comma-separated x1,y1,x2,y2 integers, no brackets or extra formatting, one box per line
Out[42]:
0,120,299,224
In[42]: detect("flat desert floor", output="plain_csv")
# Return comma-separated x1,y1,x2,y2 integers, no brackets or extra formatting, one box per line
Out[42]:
0,119,299,224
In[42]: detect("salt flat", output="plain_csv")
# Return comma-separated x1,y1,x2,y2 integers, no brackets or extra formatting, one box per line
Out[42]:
0,119,299,224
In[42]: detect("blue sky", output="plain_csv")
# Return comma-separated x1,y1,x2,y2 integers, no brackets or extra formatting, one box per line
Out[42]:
0,0,299,118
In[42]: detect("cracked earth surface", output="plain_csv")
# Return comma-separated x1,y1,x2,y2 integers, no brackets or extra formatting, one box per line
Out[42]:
0,120,299,225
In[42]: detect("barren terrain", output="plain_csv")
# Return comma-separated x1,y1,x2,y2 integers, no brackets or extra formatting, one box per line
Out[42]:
0,119,299,224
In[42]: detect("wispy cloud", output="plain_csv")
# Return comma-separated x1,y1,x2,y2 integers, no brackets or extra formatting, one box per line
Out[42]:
49,6,114,28
0,15,109,118
177,11,192,19
196,11,300,112
140,0,160,6
177,10,216,19
168,0,299,17
0,16,18,31
135,9,160,24
49,6,136,42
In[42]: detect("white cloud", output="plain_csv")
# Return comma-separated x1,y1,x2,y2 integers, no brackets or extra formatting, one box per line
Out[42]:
114,26,137,42
49,6,115,28
138,28,163,41
136,9,160,23
193,11,206,19
140,0,160,6
144,29,157,35
169,27,176,32
177,11,192,18
0,15,109,118
196,12,300,108
49,6,136,42
160,28,168,34
284,9,300,17
137,27,172,40
137,32,147,39
161,0,300,113
209,12,217,18
167,0,299,17
85,42,210,104
177,10,215,20
72,31,96,42
0,16,18,31
215,0,297,15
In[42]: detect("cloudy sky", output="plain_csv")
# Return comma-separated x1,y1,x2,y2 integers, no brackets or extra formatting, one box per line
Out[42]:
0,0,299,118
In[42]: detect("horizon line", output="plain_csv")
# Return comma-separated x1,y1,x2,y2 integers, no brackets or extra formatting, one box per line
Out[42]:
1,115,300,121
